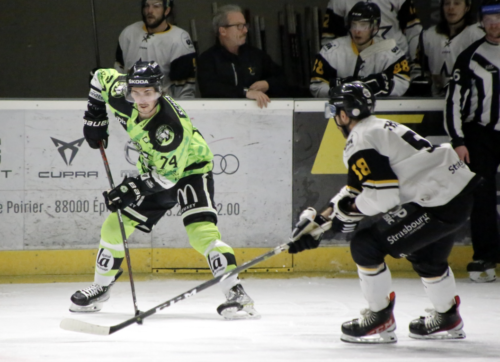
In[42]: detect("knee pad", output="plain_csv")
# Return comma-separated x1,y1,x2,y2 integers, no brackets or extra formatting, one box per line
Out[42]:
101,213,138,245
350,229,387,267
185,222,236,277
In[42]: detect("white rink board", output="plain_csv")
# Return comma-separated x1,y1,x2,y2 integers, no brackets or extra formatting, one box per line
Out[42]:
0,111,25,191
0,100,293,250
153,108,292,248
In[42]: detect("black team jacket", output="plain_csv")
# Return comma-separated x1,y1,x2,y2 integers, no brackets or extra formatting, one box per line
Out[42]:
198,43,289,98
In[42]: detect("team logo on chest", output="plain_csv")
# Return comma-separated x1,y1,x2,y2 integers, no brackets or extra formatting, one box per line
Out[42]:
155,124,174,146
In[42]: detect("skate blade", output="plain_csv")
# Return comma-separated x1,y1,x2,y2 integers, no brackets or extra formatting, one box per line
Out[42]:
341,330,397,344
409,329,466,340
69,302,104,313
469,270,496,283
220,305,261,320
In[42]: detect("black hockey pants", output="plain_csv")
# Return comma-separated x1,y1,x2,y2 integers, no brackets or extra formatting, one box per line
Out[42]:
350,175,480,278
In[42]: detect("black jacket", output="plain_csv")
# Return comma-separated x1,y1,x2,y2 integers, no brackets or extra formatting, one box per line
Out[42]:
198,43,288,98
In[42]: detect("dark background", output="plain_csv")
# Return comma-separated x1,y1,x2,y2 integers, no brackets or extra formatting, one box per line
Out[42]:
0,0,439,98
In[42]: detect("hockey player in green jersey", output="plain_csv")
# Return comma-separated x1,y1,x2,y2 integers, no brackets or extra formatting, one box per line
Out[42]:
69,60,258,320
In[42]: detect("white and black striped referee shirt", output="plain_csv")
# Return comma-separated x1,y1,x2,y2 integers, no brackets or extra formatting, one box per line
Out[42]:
444,37,500,147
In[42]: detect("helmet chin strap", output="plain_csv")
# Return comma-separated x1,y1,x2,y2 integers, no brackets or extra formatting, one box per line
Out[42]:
339,123,353,138
334,113,354,138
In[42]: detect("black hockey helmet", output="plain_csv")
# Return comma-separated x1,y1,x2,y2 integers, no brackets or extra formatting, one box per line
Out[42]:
141,0,171,9
326,81,375,120
480,0,500,19
126,60,164,102
347,1,382,29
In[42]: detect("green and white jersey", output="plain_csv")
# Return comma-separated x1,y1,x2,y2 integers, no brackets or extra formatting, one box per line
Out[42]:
86,68,213,190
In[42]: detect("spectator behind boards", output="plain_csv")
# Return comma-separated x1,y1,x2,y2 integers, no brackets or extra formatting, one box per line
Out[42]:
321,0,422,61
114,0,196,99
409,0,483,97
310,1,410,98
444,0,500,283
198,4,288,108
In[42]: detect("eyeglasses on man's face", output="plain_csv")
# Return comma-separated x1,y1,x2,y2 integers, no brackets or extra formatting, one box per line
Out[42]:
224,23,249,30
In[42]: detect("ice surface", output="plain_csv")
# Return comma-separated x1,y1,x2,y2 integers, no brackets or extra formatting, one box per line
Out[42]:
0,277,498,362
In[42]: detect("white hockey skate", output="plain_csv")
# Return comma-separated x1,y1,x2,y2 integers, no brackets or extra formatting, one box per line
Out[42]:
409,295,466,340
467,260,496,283
341,291,397,344
217,284,260,320
69,269,123,313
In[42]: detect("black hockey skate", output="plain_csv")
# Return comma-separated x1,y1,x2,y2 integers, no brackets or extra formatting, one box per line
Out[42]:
467,260,496,283
217,284,260,320
409,295,465,339
341,291,397,344
69,269,123,313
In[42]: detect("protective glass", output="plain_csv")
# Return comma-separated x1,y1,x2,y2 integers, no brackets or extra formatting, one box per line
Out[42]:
224,23,249,30
350,21,371,32
324,102,337,119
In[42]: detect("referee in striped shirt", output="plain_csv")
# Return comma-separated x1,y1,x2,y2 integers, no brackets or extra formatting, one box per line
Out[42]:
444,0,500,283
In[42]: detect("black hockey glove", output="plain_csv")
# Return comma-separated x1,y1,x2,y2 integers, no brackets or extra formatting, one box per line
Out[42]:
361,73,392,97
329,196,364,233
406,75,432,97
83,116,109,149
289,207,332,254
103,177,142,212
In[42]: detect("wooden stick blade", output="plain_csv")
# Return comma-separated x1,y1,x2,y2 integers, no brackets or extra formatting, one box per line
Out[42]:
60,318,111,336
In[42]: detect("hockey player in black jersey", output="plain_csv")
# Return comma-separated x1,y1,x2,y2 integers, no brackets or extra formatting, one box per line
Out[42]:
289,81,480,343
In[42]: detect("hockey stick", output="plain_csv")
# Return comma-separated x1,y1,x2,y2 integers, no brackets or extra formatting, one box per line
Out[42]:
253,15,262,50
90,0,101,68
278,12,286,67
99,142,141,318
190,19,198,53
359,39,396,61
312,7,321,55
260,16,267,54
60,242,291,335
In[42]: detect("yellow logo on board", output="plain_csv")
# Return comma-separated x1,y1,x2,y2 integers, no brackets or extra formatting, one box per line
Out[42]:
311,114,424,174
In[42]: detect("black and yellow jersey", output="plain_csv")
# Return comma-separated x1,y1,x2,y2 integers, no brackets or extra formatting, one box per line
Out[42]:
343,116,475,215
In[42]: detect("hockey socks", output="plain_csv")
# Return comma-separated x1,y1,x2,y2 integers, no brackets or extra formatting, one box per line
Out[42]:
409,267,465,339
358,263,392,312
